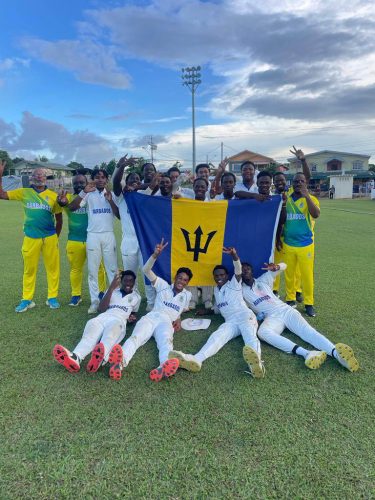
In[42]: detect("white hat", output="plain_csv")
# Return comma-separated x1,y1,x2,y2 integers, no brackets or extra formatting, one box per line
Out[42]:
181,318,211,331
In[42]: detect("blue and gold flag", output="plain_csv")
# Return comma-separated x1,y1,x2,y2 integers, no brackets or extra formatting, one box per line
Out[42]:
125,193,282,286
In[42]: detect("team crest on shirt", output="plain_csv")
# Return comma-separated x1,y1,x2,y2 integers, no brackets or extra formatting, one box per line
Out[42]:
178,296,184,303
299,202,304,208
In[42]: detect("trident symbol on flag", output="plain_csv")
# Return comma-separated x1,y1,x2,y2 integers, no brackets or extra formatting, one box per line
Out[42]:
180,226,217,262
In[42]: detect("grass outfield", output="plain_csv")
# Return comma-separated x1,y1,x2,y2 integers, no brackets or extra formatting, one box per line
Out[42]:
0,198,374,498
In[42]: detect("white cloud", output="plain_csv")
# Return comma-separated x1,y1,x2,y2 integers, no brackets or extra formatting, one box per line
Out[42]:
21,38,130,89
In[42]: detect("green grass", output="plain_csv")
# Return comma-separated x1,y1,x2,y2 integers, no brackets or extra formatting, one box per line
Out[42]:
0,198,374,499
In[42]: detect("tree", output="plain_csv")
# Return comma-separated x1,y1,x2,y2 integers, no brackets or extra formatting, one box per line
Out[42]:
368,163,375,173
35,155,49,163
66,161,85,171
0,150,13,174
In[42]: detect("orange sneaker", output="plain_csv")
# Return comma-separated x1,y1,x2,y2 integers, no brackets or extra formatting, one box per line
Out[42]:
86,342,105,373
108,344,124,380
53,344,80,373
149,358,180,382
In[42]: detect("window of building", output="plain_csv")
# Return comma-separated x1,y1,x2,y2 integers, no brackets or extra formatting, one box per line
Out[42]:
352,160,363,170
310,163,317,172
231,162,242,173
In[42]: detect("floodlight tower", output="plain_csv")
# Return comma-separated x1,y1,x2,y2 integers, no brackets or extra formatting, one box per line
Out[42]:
181,66,202,173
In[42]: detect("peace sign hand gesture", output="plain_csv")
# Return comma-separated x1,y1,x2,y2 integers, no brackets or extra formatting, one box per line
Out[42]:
223,246,238,259
153,238,169,257
289,146,305,161
57,189,68,206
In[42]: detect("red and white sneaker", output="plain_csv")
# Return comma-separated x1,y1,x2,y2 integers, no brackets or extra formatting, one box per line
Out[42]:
53,344,80,373
149,358,180,382
86,342,105,373
108,344,124,380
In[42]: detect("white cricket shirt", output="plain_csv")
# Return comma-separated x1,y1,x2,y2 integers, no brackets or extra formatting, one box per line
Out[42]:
214,274,254,322
234,180,258,194
151,277,192,322
242,264,288,316
100,289,141,323
80,189,115,233
114,195,139,255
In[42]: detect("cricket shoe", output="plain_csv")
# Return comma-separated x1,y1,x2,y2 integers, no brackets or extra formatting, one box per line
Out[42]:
108,344,124,380
88,302,98,314
86,342,105,373
334,343,359,372
69,295,82,307
243,345,265,379
149,358,180,382
15,300,35,313
305,350,327,370
53,344,80,373
169,350,202,372
46,298,60,309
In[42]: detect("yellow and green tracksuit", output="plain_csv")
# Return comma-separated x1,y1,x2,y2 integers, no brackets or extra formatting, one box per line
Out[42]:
8,187,61,300
65,194,106,297
282,193,319,305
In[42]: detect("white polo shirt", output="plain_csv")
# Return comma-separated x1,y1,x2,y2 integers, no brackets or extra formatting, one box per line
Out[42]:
242,264,288,316
114,195,139,255
101,289,141,323
80,189,115,233
234,180,258,194
214,274,254,322
215,193,236,200
151,277,192,322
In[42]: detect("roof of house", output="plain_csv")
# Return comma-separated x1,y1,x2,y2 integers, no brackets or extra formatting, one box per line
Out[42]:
227,150,275,162
288,150,370,162
14,160,75,171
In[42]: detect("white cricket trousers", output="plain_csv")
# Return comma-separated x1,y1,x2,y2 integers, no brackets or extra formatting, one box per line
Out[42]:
73,315,126,361
195,314,260,363
257,307,335,354
121,247,156,307
121,312,173,367
87,231,117,304
188,286,213,306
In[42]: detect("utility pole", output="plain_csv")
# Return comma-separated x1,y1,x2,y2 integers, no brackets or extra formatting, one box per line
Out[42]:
147,135,157,163
181,66,202,173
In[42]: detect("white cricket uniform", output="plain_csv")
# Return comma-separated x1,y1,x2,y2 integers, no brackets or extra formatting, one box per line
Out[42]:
194,275,259,364
234,180,258,194
121,277,192,366
242,264,335,354
80,189,118,305
73,289,141,362
180,185,212,201
114,194,156,307
214,193,236,200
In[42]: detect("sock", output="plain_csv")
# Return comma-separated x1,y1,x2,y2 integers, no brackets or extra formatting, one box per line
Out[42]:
331,348,338,359
295,346,309,358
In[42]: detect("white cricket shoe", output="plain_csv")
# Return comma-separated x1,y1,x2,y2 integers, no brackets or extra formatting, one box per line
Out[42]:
305,350,327,370
88,303,98,314
334,343,359,372
168,350,201,372
243,345,265,378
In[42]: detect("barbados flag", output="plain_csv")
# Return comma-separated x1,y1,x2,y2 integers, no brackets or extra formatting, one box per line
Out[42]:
126,193,282,286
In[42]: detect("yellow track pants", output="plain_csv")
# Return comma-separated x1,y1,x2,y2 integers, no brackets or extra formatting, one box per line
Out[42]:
21,234,60,300
283,242,315,305
273,245,302,295
66,240,106,297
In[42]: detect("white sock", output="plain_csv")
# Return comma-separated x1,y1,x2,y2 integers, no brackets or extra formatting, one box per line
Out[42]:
296,346,309,358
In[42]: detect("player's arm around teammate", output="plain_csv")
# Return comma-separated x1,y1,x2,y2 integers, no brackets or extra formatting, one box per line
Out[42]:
241,262,359,372
107,239,193,383
169,247,265,379
53,270,141,374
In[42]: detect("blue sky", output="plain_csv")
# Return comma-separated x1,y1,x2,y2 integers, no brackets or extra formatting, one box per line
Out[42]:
1,0,375,167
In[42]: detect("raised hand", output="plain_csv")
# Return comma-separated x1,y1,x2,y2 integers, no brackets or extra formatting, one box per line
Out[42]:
110,271,122,289
117,155,138,169
223,246,238,259
289,146,305,161
154,237,169,257
84,181,96,193
217,157,229,173
57,189,68,206
261,263,279,272
104,190,112,202
149,172,161,190
300,184,309,197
